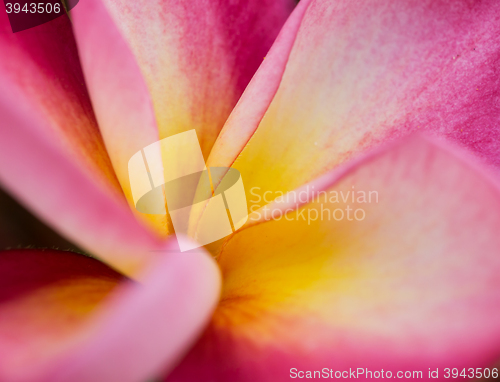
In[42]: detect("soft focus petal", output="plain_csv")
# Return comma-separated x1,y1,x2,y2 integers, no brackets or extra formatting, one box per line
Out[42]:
206,0,313,170
209,0,500,209
0,86,165,275
70,0,168,234
94,0,293,155
189,0,312,233
0,249,123,381
169,136,500,381
70,0,295,226
0,8,163,273
0,7,119,191
0,242,220,382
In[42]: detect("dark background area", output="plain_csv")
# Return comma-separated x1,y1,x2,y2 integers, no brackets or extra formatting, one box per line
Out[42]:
0,186,80,252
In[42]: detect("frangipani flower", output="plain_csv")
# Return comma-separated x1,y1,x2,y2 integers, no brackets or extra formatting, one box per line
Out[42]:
1,0,500,381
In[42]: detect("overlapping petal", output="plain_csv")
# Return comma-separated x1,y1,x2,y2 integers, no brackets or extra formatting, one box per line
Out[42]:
0,8,118,191
169,136,500,381
206,0,313,171
0,249,123,382
0,242,220,382
87,0,294,156
70,0,168,234
0,85,166,275
190,0,313,234
208,0,500,210
0,8,168,273
70,0,295,236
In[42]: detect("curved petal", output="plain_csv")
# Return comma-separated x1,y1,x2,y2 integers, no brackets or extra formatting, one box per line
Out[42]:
70,0,167,234
168,136,500,381
0,7,118,192
0,248,123,381
0,242,220,382
189,0,313,234
206,0,313,171
0,86,164,275
70,0,295,191
208,0,500,210
0,8,164,273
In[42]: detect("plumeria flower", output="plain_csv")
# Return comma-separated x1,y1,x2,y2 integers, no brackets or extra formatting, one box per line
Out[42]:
1,0,500,381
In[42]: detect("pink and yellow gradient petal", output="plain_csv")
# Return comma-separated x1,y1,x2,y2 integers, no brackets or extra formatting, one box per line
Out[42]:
0,249,124,382
189,0,313,235
86,0,295,157
0,9,119,192
169,136,500,382
0,241,220,382
0,86,171,275
70,0,295,235
206,0,313,173
71,0,167,235
209,0,500,210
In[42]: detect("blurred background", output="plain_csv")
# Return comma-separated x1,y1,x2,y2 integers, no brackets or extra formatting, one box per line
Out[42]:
0,186,80,252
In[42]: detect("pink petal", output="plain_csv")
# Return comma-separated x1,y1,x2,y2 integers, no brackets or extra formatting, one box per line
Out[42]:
168,135,500,381
189,0,313,232
0,8,165,273
70,0,165,233
97,0,294,155
0,8,119,191
207,0,313,174
208,0,500,210
70,0,295,236
0,249,124,381
0,85,164,275
0,241,220,382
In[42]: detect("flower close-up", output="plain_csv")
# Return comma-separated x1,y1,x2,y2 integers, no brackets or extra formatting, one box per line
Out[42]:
1,0,500,381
